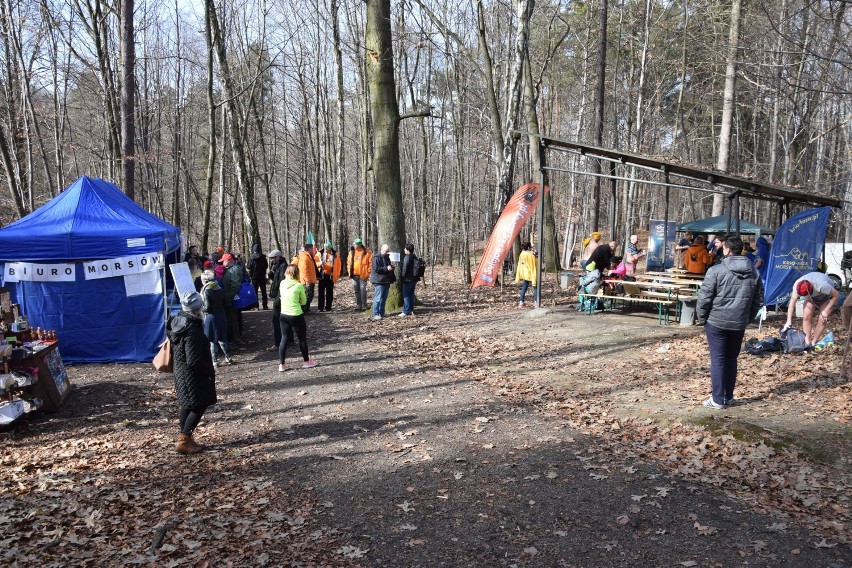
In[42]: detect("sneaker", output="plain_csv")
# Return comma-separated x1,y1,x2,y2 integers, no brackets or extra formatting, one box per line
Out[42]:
702,397,725,410
373,315,383,321
278,364,289,372
399,313,408,317
266,345,278,352
724,398,734,406
213,360,219,368
225,356,233,365
303,360,318,369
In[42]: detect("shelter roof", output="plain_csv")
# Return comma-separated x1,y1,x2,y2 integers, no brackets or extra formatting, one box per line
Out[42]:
533,135,841,209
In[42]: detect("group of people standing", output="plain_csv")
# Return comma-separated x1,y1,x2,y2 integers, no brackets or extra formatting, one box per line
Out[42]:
167,238,423,454
677,232,770,278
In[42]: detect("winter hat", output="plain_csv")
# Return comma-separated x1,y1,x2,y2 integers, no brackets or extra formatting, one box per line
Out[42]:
354,238,364,246
592,231,602,240
324,241,333,248
796,280,814,296
181,291,203,312
203,260,213,268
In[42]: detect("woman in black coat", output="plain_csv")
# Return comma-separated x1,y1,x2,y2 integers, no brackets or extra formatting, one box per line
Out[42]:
167,291,217,454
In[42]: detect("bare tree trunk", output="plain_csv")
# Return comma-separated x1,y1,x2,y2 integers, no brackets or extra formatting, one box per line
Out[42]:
365,0,405,251
205,0,261,245
476,0,505,226
331,0,348,247
591,0,608,230
201,4,216,253
0,127,23,217
496,0,534,209
523,51,559,272
121,0,135,199
713,0,741,216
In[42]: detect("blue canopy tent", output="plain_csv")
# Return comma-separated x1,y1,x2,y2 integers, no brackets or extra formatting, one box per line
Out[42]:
0,176,180,363
677,215,776,236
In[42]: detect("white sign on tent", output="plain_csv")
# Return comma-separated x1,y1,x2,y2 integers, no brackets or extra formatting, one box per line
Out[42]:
4,262,76,282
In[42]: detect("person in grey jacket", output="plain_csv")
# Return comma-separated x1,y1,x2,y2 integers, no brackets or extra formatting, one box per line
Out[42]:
696,235,764,409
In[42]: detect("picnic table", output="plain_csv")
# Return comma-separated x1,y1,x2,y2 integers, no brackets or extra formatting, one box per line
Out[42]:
635,273,703,292
581,279,696,324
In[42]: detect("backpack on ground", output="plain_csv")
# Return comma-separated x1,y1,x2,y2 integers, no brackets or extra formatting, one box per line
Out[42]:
781,328,808,354
744,337,783,356
415,257,427,280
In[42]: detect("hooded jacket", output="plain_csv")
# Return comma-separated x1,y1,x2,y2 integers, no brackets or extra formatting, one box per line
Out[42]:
167,311,217,409
316,249,342,282
685,243,713,274
347,246,373,279
247,244,268,282
696,255,764,330
297,250,319,285
279,277,307,316
514,250,538,286
201,281,226,314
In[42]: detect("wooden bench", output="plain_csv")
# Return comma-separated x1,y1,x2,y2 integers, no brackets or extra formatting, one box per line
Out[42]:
580,282,679,324
579,293,677,324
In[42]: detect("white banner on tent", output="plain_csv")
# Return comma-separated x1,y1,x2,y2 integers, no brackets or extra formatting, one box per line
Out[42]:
82,253,164,280
4,262,76,283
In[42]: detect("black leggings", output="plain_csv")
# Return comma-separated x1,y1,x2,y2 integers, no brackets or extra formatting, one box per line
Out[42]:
279,313,309,363
179,407,207,435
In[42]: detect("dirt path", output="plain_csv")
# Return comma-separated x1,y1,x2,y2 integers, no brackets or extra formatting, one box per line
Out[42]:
2,275,850,566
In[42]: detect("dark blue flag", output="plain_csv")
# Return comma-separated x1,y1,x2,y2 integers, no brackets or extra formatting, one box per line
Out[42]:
763,207,831,305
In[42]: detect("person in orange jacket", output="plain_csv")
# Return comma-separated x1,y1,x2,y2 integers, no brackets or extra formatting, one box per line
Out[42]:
296,243,319,313
684,236,713,274
347,238,373,310
315,241,342,312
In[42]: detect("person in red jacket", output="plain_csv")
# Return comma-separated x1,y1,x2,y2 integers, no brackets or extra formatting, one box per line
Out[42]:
315,242,342,312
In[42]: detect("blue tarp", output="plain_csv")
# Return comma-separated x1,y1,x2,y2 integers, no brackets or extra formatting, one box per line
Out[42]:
0,176,181,363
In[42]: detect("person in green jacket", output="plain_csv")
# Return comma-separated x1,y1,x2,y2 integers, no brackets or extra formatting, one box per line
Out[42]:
278,264,318,372
514,242,538,308
221,253,243,343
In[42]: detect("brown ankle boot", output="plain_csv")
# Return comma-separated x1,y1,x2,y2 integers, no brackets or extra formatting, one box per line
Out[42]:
176,433,204,454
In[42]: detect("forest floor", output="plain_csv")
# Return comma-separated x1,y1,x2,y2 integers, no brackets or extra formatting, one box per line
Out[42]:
1,266,850,567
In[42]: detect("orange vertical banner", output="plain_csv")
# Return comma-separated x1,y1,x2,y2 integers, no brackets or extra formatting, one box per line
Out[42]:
471,182,549,289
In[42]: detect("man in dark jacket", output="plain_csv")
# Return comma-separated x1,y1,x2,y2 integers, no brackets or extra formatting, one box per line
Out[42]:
369,243,396,320
266,250,293,351
696,235,764,409
587,240,618,275
399,243,418,317
247,243,269,310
